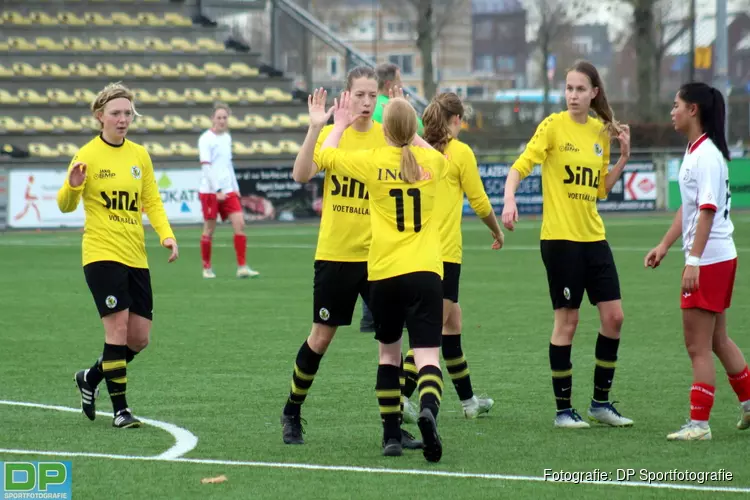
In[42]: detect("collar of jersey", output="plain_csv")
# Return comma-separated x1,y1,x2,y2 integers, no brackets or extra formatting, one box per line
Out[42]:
99,133,125,148
687,133,708,154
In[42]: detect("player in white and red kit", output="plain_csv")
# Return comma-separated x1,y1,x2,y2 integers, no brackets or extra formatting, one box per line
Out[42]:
198,103,259,279
646,82,750,440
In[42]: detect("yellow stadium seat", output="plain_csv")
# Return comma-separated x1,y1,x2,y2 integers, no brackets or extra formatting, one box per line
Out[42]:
30,12,59,25
170,142,199,156
227,115,247,130
170,38,198,52
0,65,13,78
96,63,126,78
0,117,26,133
237,88,266,103
279,140,301,155
36,37,66,51
0,90,21,105
24,116,54,133
18,90,49,104
47,89,78,105
57,143,80,156
244,114,273,130
184,89,213,104
196,38,225,52
143,142,171,157
151,63,180,78
57,13,87,26
29,143,60,158
263,88,293,102
203,63,233,77
63,37,92,51
229,63,259,77
13,63,43,77
190,115,212,129
8,37,37,50
157,89,186,104
51,116,83,132
297,113,310,127
163,115,193,131
0,42,8,51
270,114,299,129
210,88,240,104
91,38,121,51
41,63,71,77
118,38,145,51
3,12,32,25
132,90,160,105
176,63,206,78
68,63,99,77
138,13,167,26
80,116,100,131
84,13,114,26
111,13,139,26
232,141,255,156
138,116,166,132
164,13,192,27
145,37,172,52
123,63,153,78
74,88,98,104
252,140,282,155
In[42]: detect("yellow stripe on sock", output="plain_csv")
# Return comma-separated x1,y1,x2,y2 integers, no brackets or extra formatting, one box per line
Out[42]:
399,377,406,386
449,368,470,380
552,369,572,378
294,365,315,381
444,357,466,368
101,360,126,372
376,389,401,398
290,381,308,396
403,362,417,373
379,405,401,414
418,374,444,390
419,386,442,401
595,359,617,369
111,376,127,384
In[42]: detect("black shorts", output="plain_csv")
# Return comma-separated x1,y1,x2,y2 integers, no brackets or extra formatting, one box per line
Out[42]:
369,271,443,349
83,261,153,320
442,262,461,303
313,260,370,326
540,240,621,310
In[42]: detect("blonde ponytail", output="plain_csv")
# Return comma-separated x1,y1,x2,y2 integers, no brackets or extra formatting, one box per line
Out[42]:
400,146,420,184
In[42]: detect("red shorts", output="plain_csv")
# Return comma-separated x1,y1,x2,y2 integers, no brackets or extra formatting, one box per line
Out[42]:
200,192,242,221
681,258,738,313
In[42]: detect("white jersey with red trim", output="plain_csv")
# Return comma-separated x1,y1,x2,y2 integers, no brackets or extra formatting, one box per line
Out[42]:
198,129,239,194
678,134,736,265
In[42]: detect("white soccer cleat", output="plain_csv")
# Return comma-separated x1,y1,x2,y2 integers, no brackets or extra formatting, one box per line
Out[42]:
667,421,712,441
402,397,418,425
237,265,260,278
736,405,750,430
462,395,494,419
554,409,591,429
202,268,216,279
587,401,634,427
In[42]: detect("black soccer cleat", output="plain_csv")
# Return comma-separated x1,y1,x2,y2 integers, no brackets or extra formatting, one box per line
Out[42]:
400,428,423,450
281,413,305,444
417,408,442,463
74,369,99,421
112,408,142,429
382,438,403,457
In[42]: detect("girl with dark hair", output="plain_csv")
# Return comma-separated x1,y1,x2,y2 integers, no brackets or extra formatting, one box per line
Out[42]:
646,82,750,440
502,60,633,429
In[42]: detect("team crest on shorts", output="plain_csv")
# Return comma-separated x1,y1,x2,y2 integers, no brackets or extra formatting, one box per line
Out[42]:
318,307,330,321
131,166,141,179
105,295,118,309
563,287,571,300
594,143,603,156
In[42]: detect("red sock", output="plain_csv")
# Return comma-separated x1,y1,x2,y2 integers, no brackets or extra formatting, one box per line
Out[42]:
234,234,247,267
200,235,212,269
690,383,715,421
728,366,750,403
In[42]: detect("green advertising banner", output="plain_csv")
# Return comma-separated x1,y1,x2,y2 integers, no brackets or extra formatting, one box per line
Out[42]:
668,157,750,210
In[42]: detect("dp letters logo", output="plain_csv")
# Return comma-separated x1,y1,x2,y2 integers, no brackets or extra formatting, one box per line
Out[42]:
2,461,71,498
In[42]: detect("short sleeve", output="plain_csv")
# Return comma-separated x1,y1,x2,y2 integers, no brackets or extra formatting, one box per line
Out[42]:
198,133,212,164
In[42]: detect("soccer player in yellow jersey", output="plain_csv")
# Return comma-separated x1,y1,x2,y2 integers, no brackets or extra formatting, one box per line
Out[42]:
396,92,502,420
57,83,178,429
502,61,633,429
318,94,479,463
279,67,420,450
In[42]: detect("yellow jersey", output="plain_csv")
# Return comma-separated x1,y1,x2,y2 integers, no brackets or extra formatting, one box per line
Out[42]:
511,111,611,242
312,122,387,262
318,145,448,281
436,139,492,263
57,135,175,268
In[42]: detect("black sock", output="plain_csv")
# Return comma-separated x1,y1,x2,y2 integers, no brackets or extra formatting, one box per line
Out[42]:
550,343,573,412
442,335,474,401
376,364,402,442
283,341,323,416
87,347,140,387
402,349,418,398
417,365,443,418
593,333,619,403
102,343,128,413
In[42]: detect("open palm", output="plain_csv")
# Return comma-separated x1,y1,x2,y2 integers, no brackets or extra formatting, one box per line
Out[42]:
308,87,334,128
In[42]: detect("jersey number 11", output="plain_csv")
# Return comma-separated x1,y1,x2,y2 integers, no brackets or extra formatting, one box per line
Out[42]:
389,188,422,232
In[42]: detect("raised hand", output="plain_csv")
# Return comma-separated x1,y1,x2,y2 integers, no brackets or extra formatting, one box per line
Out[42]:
617,124,631,159
332,91,357,128
388,86,405,99
307,87,334,128
68,162,87,188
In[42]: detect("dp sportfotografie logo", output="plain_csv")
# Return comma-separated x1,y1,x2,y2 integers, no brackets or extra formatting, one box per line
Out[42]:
1,461,72,499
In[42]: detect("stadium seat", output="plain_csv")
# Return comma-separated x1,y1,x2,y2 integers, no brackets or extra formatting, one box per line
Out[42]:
132,89,160,105
297,113,310,127
80,116,100,131
138,13,167,27
24,117,54,133
13,63,43,77
8,37,36,51
232,141,255,156
3,12,32,25
190,115,212,129
30,12,60,25
84,13,114,26
237,88,267,103
41,63,71,77
252,141,282,155
204,63,233,77
74,88,98,105
145,37,172,52
137,116,166,132
271,114,299,129
184,89,214,104
170,38,198,52
0,65,13,78
96,63,126,78
163,115,193,131
57,13,87,26
18,90,49,104
157,89,186,104
229,62,260,77
279,140,301,155
143,142,171,156
36,37,66,51
68,63,99,77
118,38,145,51
151,63,180,78
111,13,140,26
51,116,83,132
123,63,153,78
63,37,93,51
47,89,78,105
228,115,247,130
264,88,293,102
170,142,199,156
210,88,240,104
164,13,192,27
177,63,207,78
57,143,80,157
0,90,21,104
29,143,60,157
91,38,121,51
0,117,26,133
244,114,274,129
0,42,8,52
196,38,226,51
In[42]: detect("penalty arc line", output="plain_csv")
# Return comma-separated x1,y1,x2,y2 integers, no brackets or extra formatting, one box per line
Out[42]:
0,401,748,494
